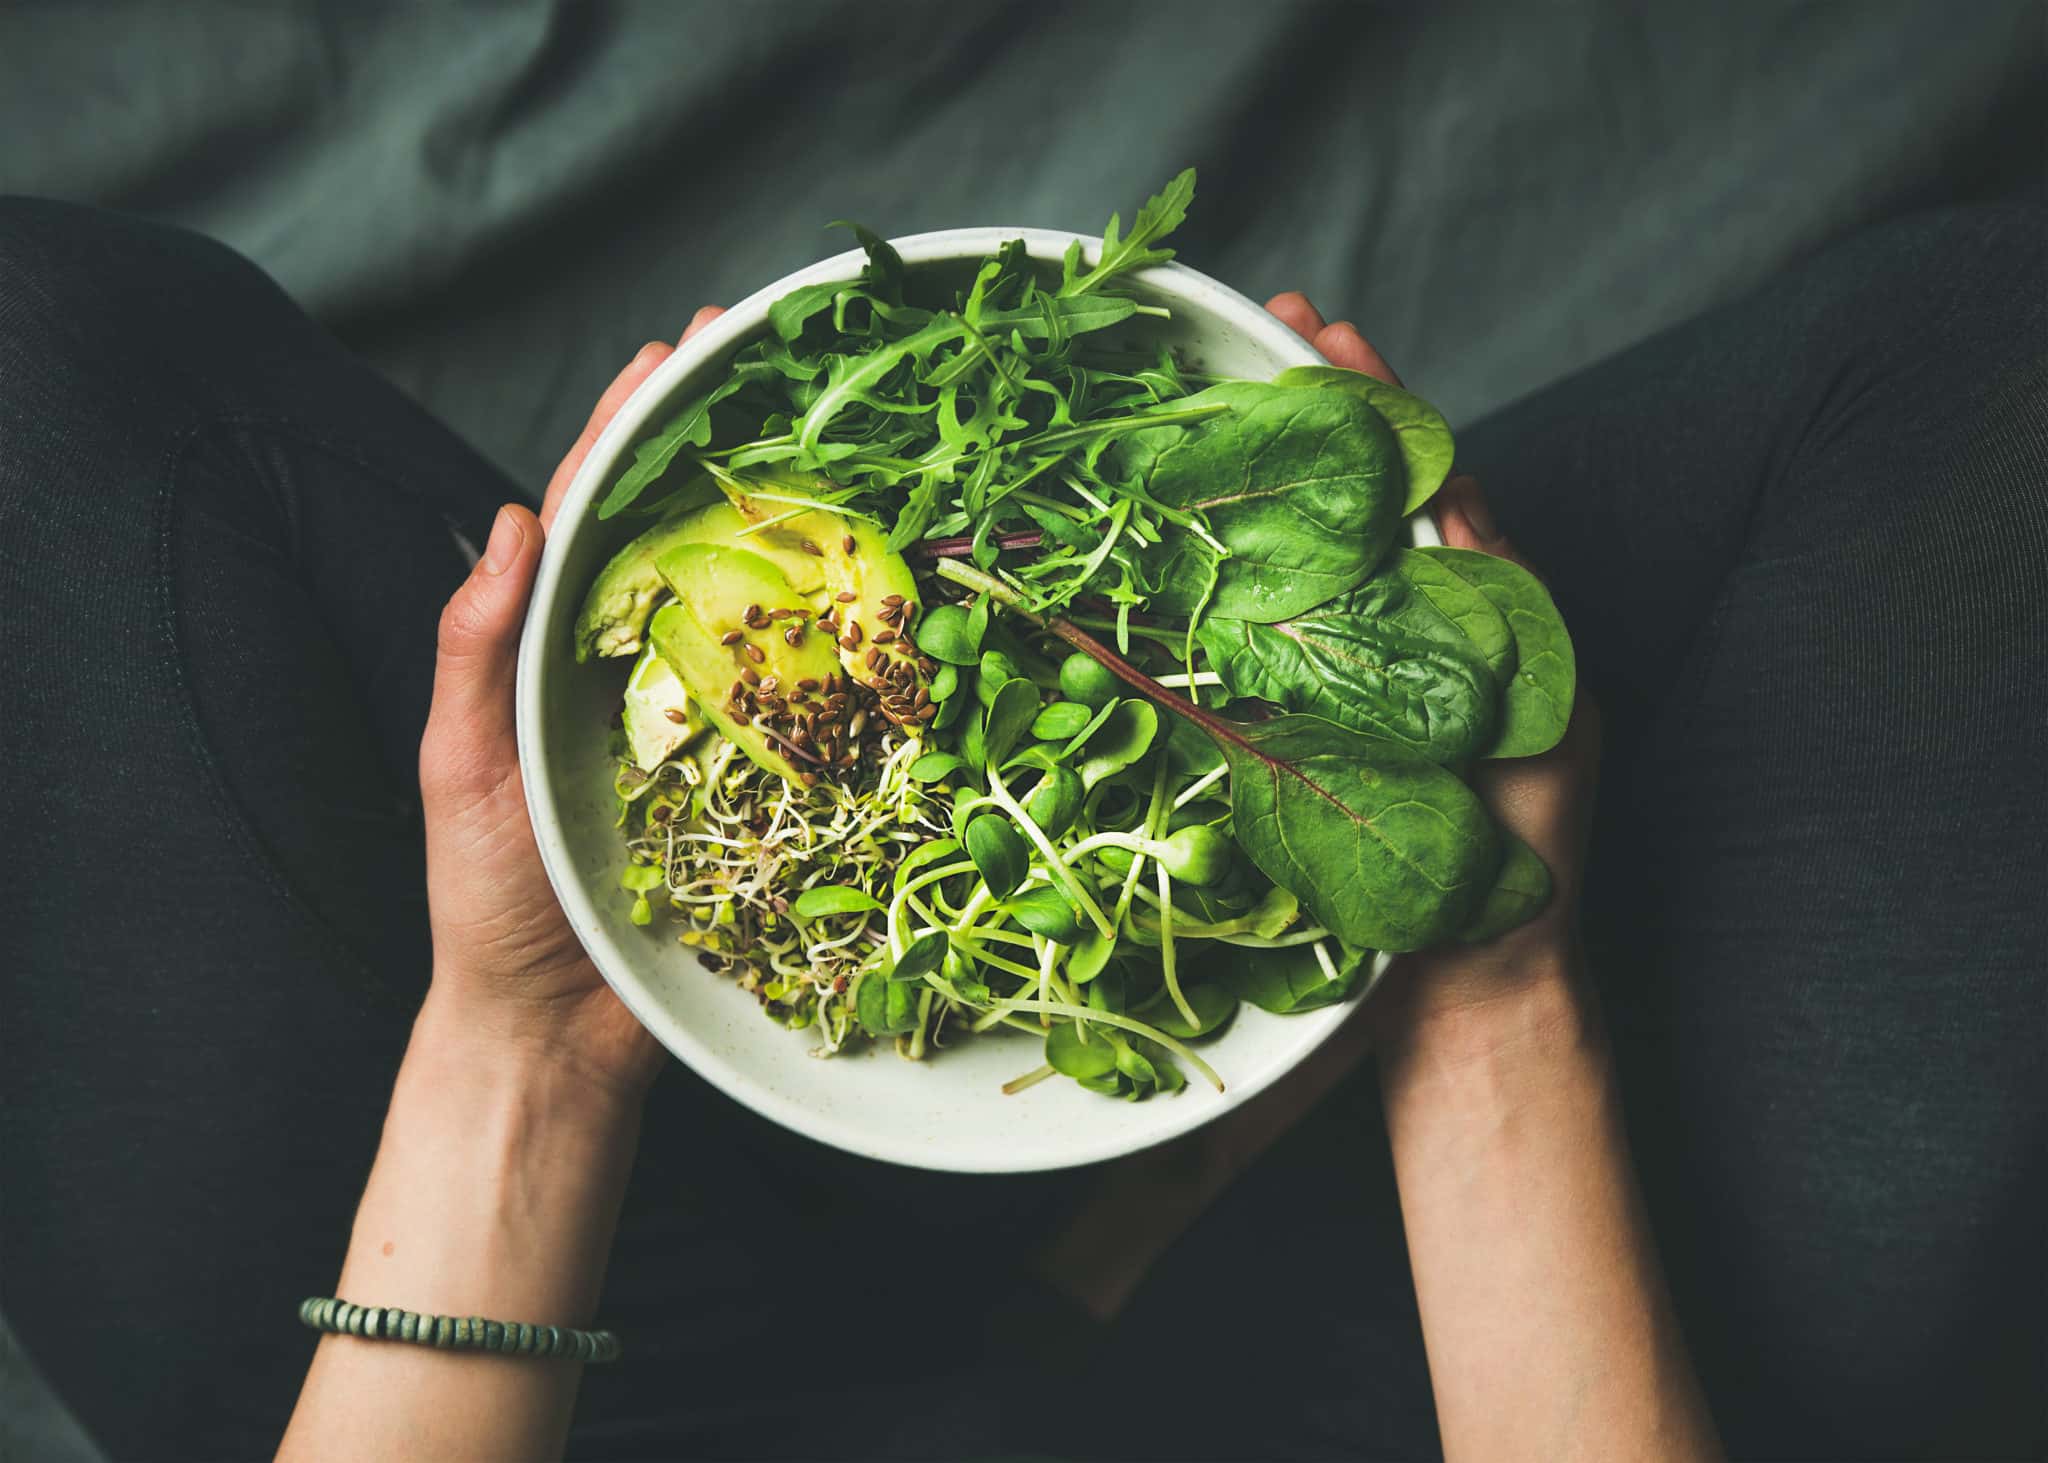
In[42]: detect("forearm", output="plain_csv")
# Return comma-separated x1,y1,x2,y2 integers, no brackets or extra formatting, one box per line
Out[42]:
1376,955,1719,1461
280,988,643,1463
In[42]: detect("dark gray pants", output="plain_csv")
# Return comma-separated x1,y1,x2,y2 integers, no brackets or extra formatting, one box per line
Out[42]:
3,195,2042,1460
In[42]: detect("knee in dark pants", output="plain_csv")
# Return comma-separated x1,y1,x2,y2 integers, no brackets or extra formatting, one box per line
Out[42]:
1762,201,2048,540
0,196,311,469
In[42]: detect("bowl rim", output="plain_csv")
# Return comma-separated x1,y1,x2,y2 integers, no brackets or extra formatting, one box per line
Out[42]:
516,226,1412,1171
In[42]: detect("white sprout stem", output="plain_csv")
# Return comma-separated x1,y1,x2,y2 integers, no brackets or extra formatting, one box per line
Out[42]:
902,892,1039,981
994,999,1224,1093
1151,672,1223,689
907,988,935,1060
1156,861,1198,1030
1313,939,1342,983
1171,764,1229,809
1001,1063,1059,1095
886,859,977,958
731,506,812,538
982,765,1116,940
1012,488,1088,521
1124,884,1327,945
1060,473,1113,515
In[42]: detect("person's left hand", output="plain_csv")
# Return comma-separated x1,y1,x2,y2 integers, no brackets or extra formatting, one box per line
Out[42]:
413,307,725,1105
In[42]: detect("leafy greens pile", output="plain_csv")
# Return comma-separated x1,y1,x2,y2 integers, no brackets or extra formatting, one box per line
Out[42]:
583,171,1576,1098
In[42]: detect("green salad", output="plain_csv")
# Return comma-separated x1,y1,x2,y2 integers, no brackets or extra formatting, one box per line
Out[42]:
574,171,1575,1099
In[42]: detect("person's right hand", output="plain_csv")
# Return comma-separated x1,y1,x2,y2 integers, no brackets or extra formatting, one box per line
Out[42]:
414,306,726,1105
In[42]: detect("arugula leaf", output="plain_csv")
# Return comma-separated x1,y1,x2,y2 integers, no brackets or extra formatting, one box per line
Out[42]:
767,281,844,343
1062,168,1196,296
1274,365,1455,513
977,295,1142,338
598,367,764,519
1417,547,1576,758
794,316,964,454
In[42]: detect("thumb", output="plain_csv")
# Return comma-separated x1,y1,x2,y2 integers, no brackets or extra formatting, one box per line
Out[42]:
1431,474,1527,567
422,504,542,806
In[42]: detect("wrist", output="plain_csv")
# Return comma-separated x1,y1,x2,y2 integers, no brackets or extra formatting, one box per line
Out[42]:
1371,934,1600,1079
416,973,661,1116
335,999,644,1325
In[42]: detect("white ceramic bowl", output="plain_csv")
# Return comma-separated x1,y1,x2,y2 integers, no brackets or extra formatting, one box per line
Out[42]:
517,227,1437,1172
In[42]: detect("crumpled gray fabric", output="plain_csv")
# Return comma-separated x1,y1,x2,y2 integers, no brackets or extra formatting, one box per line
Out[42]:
4,1,2040,498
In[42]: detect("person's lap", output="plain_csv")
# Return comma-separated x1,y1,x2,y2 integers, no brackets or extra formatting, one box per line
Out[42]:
1,195,2040,1461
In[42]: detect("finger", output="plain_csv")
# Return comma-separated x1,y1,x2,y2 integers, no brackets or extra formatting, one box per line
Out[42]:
681,304,725,342
1265,290,1327,340
1431,474,1544,574
1313,320,1403,387
421,503,543,808
540,340,674,531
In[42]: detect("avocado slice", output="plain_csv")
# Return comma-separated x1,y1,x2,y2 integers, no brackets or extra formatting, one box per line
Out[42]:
574,499,829,662
721,487,932,730
620,643,699,772
646,543,845,785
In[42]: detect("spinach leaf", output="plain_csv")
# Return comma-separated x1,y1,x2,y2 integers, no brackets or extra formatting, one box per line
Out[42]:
1417,547,1576,758
1220,716,1499,951
1387,548,1515,683
1197,585,1498,764
1104,382,1403,621
1219,940,1370,1014
1458,832,1551,942
1273,365,1454,514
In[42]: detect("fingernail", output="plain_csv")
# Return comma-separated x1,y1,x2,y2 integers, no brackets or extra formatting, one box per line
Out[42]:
479,506,523,575
1449,476,1499,541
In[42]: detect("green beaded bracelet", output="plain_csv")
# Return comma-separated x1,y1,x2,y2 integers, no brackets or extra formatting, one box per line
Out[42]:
298,1297,621,1363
